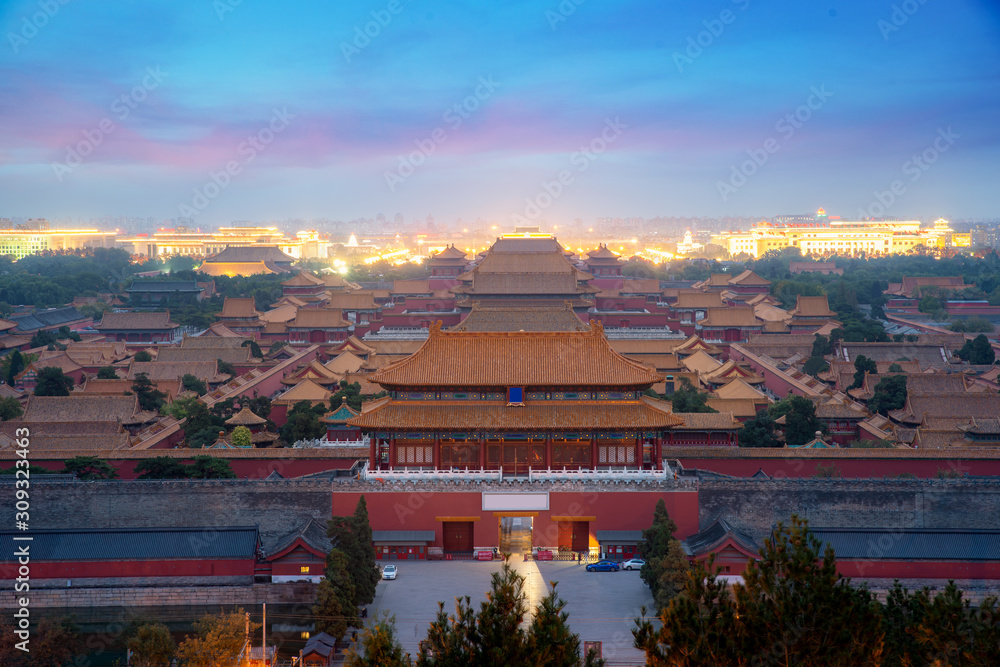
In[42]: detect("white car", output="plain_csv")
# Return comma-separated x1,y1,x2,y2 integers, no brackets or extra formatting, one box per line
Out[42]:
382,564,397,580
622,558,645,571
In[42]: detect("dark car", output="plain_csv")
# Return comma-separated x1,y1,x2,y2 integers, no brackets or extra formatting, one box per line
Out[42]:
585,560,620,572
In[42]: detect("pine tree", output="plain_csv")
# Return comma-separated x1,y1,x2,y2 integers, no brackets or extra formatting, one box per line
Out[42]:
417,564,603,667
327,496,381,607
654,541,690,610
314,550,359,640
639,499,682,607
6,349,24,386
352,496,381,606
345,612,411,667
634,516,885,666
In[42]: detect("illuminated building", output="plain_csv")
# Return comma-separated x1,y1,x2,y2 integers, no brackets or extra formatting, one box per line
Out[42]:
712,218,966,258
119,226,329,259
0,218,116,260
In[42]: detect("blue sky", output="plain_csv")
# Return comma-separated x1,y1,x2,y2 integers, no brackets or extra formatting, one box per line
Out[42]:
1,0,998,225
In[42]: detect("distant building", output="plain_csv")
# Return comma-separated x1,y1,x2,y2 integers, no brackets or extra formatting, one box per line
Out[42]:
789,261,843,275
197,245,296,276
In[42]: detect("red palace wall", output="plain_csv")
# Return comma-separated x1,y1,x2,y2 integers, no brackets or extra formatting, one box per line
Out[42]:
0,558,253,580
5,456,357,480
836,560,1000,580
674,457,1000,478
333,489,700,549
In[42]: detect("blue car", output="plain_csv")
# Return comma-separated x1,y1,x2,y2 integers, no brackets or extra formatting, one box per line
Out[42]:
586,560,620,572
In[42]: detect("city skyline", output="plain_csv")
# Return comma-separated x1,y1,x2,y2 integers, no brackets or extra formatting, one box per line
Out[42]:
1,1,999,224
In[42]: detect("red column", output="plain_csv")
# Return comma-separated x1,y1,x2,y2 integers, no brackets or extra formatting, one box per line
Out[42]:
433,435,441,469
479,435,486,470
655,435,662,470
634,435,642,470
369,434,377,471
389,437,397,470
545,435,553,469
590,436,598,470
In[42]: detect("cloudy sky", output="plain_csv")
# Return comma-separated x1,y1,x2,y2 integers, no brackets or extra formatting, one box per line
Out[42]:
1,0,998,226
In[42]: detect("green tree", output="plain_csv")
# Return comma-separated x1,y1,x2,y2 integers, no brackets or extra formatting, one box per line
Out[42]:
669,378,717,413
135,456,190,480
314,550,359,640
134,350,153,362
772,395,826,447
950,317,995,333
811,333,832,357
63,455,119,480
242,339,263,358
181,373,208,396
187,455,236,479
887,362,903,372
345,612,412,667
230,425,252,448
851,354,878,389
327,496,381,607
217,359,236,378
132,372,168,411
638,499,689,609
869,374,908,416
802,355,829,377
176,609,257,667
415,565,605,667
126,622,176,667
918,294,942,313
33,366,75,396
736,410,780,448
5,349,24,386
634,516,884,667
956,334,996,365
0,396,22,421
280,400,327,445
908,583,1000,665
97,365,119,379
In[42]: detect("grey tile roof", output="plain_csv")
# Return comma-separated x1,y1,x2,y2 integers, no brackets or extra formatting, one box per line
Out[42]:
811,529,1000,561
372,530,436,542
595,530,644,543
682,517,759,557
0,527,259,561
128,281,203,293
10,307,85,332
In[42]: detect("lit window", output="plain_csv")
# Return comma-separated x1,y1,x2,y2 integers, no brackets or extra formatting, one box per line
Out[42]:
300,566,310,574
301,631,311,640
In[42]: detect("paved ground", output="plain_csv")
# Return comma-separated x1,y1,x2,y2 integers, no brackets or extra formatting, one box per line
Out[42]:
366,556,653,665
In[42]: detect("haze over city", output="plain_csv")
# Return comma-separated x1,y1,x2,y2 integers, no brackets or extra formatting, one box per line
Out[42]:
2,0,999,225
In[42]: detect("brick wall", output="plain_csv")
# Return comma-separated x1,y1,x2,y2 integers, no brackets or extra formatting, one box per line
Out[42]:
23,478,332,548
0,582,317,609
699,477,1000,543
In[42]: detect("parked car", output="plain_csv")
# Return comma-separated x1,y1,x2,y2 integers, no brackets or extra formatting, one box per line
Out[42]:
382,564,397,580
622,558,645,571
585,560,620,572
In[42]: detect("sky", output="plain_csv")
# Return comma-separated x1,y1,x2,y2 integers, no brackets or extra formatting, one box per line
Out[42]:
1,0,999,226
